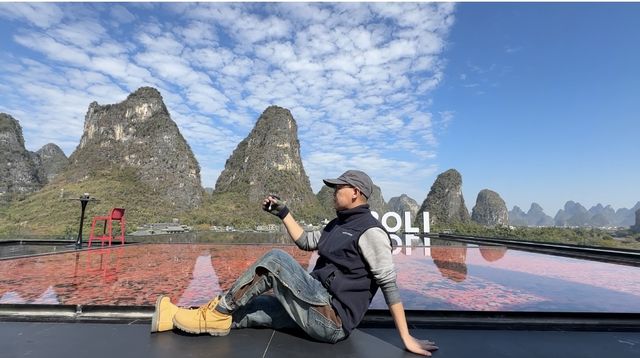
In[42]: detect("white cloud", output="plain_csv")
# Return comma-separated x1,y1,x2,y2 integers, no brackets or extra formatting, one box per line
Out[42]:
50,21,107,48
505,45,523,54
134,52,196,83
110,5,136,24
416,72,443,93
89,41,130,56
185,83,229,115
0,3,64,29
439,111,455,130
14,33,91,67
325,53,361,74
236,15,291,44
187,47,234,71
182,3,292,45
65,68,110,88
137,32,184,55
273,3,332,24
0,3,457,203
221,56,254,78
255,41,297,66
178,21,218,46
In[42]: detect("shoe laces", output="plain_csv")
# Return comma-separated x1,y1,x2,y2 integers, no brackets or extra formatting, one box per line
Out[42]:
196,297,219,322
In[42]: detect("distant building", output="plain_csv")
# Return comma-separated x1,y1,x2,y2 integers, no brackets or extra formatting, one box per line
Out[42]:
131,221,192,236
210,225,235,232
256,224,279,232
303,223,322,231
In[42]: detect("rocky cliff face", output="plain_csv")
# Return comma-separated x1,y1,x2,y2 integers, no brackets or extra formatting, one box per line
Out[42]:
555,201,589,227
526,203,554,226
416,169,470,228
511,201,638,228
316,185,336,220
389,194,420,217
35,143,68,182
612,202,640,227
317,183,389,218
509,203,553,227
508,206,528,226
588,204,616,226
368,184,390,215
471,189,508,227
632,209,640,233
214,106,320,216
66,87,202,209
508,204,553,227
0,113,44,202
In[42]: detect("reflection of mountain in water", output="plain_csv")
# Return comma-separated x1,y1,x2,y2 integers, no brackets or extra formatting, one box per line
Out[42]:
431,238,468,282
479,246,507,262
178,254,222,307
0,285,59,304
430,240,509,282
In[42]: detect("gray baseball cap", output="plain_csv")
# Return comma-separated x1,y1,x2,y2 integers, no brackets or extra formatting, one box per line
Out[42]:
323,170,373,199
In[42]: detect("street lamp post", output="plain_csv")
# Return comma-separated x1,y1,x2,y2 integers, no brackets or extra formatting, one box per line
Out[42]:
70,193,98,249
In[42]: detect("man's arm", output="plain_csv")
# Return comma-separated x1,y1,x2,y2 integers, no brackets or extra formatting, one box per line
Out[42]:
359,228,438,356
281,211,304,242
263,196,319,250
389,302,438,356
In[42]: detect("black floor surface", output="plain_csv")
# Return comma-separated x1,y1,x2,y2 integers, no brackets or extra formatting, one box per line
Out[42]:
1,321,639,358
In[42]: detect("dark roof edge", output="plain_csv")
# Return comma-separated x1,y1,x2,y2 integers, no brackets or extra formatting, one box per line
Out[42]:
2,304,639,331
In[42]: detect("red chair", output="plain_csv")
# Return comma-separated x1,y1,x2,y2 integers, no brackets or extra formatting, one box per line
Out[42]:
88,208,126,247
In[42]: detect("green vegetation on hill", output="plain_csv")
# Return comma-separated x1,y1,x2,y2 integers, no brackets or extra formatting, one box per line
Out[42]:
189,191,267,229
189,191,327,230
0,168,174,236
0,167,333,236
316,186,337,220
438,222,640,250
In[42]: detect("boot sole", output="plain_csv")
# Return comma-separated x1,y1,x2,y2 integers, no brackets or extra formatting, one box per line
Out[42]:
173,320,230,336
150,295,164,333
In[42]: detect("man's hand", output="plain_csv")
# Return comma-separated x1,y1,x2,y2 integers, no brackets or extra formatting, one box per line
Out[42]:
262,195,289,219
403,335,438,356
389,302,438,356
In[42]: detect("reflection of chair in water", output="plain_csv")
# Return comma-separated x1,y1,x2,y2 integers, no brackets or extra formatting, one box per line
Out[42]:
88,208,126,247
84,247,121,282
431,239,468,282
479,246,507,262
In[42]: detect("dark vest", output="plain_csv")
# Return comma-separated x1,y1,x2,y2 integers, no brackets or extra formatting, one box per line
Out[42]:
310,204,389,335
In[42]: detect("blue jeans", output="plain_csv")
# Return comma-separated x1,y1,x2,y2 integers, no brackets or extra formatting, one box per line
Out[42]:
216,249,346,343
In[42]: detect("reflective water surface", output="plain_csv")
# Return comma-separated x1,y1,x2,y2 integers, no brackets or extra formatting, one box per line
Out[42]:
0,243,76,259
0,241,639,312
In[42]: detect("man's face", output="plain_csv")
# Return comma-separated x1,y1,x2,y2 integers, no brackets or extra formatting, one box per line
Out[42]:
333,184,356,210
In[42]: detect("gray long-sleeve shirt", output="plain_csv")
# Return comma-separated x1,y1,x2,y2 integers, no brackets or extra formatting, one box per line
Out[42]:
295,227,401,306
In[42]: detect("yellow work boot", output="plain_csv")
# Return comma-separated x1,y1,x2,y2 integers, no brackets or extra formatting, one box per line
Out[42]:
172,296,231,336
151,295,179,333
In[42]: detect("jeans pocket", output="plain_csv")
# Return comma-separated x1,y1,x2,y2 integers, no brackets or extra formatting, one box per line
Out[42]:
308,306,344,343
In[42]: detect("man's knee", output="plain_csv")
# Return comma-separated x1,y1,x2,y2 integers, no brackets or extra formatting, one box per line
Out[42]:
260,248,290,263
255,249,295,276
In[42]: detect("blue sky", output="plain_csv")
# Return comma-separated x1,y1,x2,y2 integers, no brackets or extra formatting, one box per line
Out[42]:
0,3,638,216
